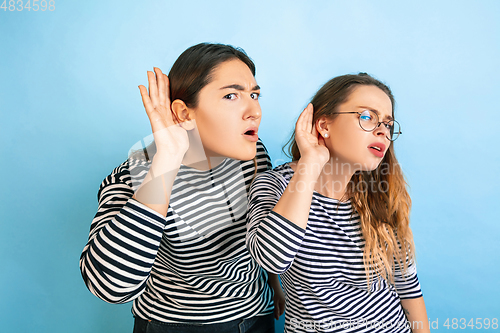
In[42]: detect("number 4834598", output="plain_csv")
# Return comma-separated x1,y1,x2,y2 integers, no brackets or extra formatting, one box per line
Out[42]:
443,318,498,330
1,0,55,11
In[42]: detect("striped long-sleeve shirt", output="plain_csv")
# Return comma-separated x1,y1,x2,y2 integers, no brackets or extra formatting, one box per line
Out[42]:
80,140,274,323
246,163,423,333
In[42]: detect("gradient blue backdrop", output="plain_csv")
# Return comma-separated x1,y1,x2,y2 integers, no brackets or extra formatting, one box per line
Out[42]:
1,1,499,332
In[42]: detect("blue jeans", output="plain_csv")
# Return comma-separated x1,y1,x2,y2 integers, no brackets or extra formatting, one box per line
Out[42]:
133,313,275,333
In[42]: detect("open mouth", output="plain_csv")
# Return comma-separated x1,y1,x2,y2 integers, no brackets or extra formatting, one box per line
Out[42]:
243,127,259,142
244,129,256,136
368,142,385,157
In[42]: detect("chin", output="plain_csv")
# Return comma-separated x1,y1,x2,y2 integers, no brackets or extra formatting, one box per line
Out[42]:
233,150,256,161
364,161,384,172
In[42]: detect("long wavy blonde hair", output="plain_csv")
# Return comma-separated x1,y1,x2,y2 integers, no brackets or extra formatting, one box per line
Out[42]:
284,73,415,286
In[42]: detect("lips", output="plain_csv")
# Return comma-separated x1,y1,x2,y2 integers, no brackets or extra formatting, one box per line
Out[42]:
243,127,259,142
367,142,386,158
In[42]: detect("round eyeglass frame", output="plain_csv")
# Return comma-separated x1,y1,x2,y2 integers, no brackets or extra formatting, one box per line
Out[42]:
332,110,402,141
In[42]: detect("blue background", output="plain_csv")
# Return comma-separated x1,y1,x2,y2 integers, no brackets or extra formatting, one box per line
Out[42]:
1,0,499,332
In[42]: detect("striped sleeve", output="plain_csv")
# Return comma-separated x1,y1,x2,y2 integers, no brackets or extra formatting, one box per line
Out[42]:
79,159,167,304
246,171,306,274
393,258,423,299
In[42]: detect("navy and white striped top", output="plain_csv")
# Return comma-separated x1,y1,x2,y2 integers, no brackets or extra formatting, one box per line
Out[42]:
247,163,422,332
80,140,274,323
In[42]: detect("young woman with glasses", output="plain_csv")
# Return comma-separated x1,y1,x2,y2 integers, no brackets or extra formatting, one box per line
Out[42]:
80,43,284,333
246,73,429,332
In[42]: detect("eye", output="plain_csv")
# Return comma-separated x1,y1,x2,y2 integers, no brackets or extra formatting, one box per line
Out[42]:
359,110,373,121
223,93,237,100
250,92,260,100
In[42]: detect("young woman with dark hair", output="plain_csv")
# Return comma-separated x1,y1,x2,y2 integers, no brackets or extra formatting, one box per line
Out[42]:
80,43,284,333
247,73,430,332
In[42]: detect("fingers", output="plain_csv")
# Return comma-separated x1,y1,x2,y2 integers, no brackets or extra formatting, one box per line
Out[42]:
139,85,155,116
160,73,175,124
305,103,313,134
163,74,171,105
143,68,177,127
155,68,167,106
296,103,314,134
139,85,163,132
153,68,174,124
148,70,159,108
311,118,319,138
296,104,309,133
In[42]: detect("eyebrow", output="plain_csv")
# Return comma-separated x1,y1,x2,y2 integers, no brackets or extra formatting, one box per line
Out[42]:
358,106,393,121
220,84,260,91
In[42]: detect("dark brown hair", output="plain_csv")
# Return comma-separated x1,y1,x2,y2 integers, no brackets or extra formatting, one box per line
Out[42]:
132,43,256,161
169,43,255,109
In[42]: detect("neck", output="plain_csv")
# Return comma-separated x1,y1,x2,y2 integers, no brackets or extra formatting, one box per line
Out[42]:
314,157,355,201
180,130,226,170
206,156,226,170
182,151,226,171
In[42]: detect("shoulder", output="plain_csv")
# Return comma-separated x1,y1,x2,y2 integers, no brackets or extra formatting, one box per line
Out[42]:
251,162,293,194
97,158,151,198
268,162,294,183
255,139,269,157
112,158,152,181
240,138,272,177
255,138,272,170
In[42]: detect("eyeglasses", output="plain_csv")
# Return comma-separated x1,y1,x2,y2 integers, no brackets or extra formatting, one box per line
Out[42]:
332,109,402,141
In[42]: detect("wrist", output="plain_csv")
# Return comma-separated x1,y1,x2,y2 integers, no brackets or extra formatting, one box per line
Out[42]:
148,153,182,179
296,158,323,178
152,151,182,165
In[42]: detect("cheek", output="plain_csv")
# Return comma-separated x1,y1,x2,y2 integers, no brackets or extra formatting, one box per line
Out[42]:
196,109,223,136
329,126,367,159
330,122,359,147
196,111,240,150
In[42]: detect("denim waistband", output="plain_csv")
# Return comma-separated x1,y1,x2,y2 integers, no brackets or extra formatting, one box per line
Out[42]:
133,312,274,333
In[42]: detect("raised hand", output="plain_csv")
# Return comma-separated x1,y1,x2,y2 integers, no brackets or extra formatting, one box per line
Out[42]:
139,67,189,160
133,68,190,213
294,103,330,168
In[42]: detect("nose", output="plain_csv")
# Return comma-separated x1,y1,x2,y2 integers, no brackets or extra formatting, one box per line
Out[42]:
373,122,390,139
244,97,261,120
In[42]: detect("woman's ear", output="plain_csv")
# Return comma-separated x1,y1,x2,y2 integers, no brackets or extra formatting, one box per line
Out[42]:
171,99,190,121
316,116,329,135
171,99,195,130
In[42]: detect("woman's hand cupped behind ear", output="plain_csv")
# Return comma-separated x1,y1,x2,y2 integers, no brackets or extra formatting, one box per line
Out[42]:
294,103,330,168
139,67,189,161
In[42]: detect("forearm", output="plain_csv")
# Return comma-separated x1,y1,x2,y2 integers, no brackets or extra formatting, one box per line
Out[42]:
268,273,281,290
401,297,430,332
268,272,285,320
80,197,167,303
246,173,308,274
132,152,181,217
80,163,169,303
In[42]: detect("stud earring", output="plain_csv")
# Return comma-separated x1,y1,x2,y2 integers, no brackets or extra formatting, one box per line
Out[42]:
324,133,329,138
